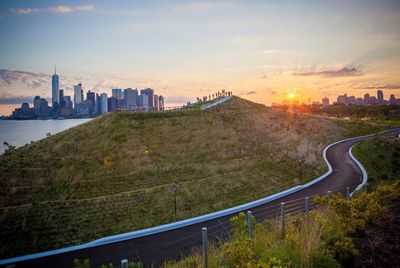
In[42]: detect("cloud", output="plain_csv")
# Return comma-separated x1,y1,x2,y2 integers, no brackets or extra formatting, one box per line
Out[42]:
48,6,73,14
353,84,400,90
0,69,49,89
263,49,278,54
246,91,257,95
173,2,231,13
75,5,95,12
0,94,39,104
11,4,95,15
270,91,278,95
293,67,363,77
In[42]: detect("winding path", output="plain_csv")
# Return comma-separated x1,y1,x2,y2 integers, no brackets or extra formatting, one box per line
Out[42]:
1,128,399,267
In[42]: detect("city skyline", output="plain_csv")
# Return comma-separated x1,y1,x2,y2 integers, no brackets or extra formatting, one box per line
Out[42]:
1,0,400,115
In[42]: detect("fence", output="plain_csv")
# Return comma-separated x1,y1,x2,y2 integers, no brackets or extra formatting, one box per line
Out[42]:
111,184,366,267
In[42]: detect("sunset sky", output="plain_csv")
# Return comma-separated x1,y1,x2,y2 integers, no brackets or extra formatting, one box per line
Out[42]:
1,0,400,115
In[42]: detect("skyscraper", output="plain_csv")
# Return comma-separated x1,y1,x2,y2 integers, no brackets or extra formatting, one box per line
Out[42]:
377,90,384,104
112,88,123,100
140,88,154,111
100,93,108,114
33,96,41,115
124,88,138,110
74,83,83,108
154,94,159,111
87,90,96,114
322,96,329,106
51,66,59,106
138,94,149,111
364,93,370,105
159,95,165,111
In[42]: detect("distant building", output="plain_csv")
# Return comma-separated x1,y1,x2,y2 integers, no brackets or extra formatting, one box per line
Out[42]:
33,96,41,115
75,101,90,116
140,88,154,111
96,93,101,114
112,88,123,101
369,96,378,105
355,98,364,105
100,93,108,114
38,98,49,119
52,67,59,106
159,95,165,111
364,93,370,105
138,94,149,111
74,83,83,108
377,90,384,104
322,96,329,106
12,103,35,119
124,88,138,110
59,89,65,108
154,94,159,111
108,96,117,112
87,90,96,114
389,94,397,105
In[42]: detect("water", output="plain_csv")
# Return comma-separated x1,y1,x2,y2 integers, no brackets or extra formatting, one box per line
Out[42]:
0,119,92,154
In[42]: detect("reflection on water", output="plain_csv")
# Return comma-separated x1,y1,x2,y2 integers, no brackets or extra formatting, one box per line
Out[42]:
0,119,92,154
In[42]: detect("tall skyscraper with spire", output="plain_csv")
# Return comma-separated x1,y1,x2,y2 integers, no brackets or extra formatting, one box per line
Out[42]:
52,65,59,106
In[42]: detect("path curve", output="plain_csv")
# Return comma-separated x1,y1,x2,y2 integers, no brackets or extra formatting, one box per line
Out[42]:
1,128,399,267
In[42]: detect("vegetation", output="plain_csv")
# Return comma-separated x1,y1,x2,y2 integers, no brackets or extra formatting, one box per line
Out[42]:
0,97,387,258
167,181,400,268
352,133,400,187
275,104,400,127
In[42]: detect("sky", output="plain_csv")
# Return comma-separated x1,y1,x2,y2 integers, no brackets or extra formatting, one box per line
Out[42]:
0,0,400,115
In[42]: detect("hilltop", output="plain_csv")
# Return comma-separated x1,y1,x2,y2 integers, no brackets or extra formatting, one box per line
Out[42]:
0,97,386,258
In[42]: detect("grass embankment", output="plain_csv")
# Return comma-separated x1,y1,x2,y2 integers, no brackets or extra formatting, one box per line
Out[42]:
352,133,400,186
0,97,386,258
167,182,400,268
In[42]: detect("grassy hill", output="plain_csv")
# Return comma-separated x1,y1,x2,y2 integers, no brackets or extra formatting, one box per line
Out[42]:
0,97,387,258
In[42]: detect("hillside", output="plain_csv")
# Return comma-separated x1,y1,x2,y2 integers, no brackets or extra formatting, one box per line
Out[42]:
0,97,386,258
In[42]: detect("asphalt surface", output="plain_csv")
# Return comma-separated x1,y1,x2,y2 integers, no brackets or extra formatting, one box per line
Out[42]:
3,128,400,268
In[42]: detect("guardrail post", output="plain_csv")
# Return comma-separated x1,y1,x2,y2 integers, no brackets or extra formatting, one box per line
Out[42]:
280,202,285,237
327,191,331,208
202,227,208,268
305,197,309,215
346,187,350,200
121,259,128,268
247,211,253,238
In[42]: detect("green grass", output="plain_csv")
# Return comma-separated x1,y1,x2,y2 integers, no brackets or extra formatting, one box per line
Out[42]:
352,134,400,186
0,97,388,258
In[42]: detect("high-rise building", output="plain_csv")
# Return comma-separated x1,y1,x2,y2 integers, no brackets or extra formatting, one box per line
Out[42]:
38,98,49,119
138,94,149,111
154,94,159,111
59,89,65,108
364,93,370,105
159,96,165,111
74,83,83,108
112,88,123,100
87,90,96,114
100,93,108,114
33,96,41,115
389,94,397,105
108,96,117,112
377,90,384,104
96,93,101,114
140,88,154,111
322,96,329,106
51,66,59,106
124,88,138,110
